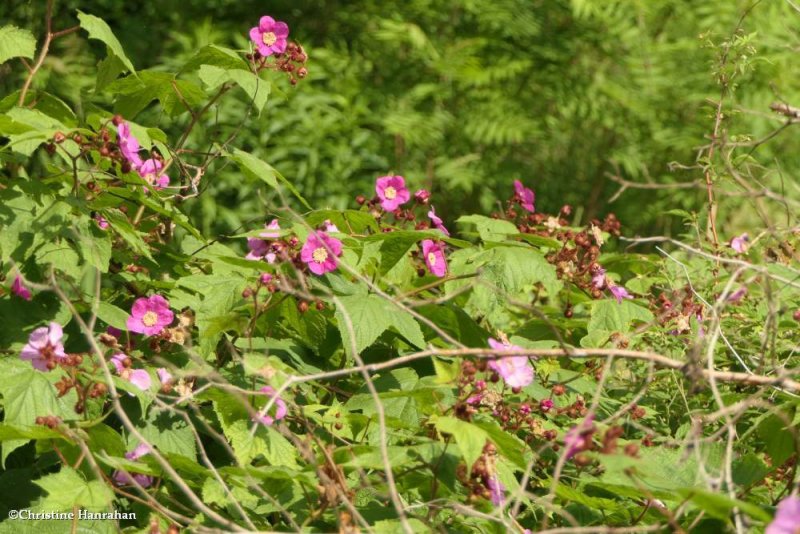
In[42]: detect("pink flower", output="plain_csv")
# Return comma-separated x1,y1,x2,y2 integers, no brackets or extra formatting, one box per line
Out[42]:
487,476,505,506
323,220,340,233
11,275,32,300
564,415,595,459
247,221,281,262
300,231,342,275
110,353,127,373
260,219,281,239
20,322,67,371
728,286,747,304
609,284,633,304
128,369,151,390
591,267,606,290
767,495,800,534
259,273,273,285
375,175,411,211
117,122,143,169
513,180,535,213
246,238,275,262
487,338,534,388
428,206,450,237
106,326,123,339
95,214,109,230
466,394,483,405
110,353,151,391
414,189,431,204
253,386,288,426
730,233,749,254
249,16,289,57
113,444,154,487
421,239,447,278
157,368,172,385
127,295,174,336
540,399,554,413
138,159,169,190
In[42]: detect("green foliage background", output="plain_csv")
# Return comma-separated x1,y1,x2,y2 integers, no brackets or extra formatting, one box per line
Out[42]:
2,1,800,532
5,0,800,238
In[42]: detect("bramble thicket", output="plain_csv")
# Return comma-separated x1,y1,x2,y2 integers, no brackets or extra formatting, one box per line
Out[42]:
2,1,800,533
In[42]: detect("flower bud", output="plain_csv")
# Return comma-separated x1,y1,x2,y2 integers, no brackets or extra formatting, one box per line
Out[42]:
414,189,431,204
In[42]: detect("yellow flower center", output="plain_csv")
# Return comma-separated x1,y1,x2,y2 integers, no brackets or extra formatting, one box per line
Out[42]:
312,247,329,263
427,252,437,266
142,311,158,327
262,32,277,46
384,186,397,200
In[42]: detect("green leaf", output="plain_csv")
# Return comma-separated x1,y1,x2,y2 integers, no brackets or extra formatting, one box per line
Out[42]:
434,416,487,471
305,209,379,234
182,44,249,72
335,294,425,354
106,71,205,117
77,222,112,273
77,11,136,74
33,468,114,512
134,406,196,460
95,53,126,92
0,362,74,465
95,302,130,331
758,415,795,466
677,487,770,523
457,214,518,241
732,453,769,487
226,420,298,467
0,26,36,65
102,207,153,260
176,273,247,357
454,245,561,324
587,299,654,334
198,65,270,114
35,242,82,280
228,148,311,209
472,419,527,469
363,230,440,274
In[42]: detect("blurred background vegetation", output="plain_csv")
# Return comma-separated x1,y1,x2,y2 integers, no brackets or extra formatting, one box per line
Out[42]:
4,0,800,239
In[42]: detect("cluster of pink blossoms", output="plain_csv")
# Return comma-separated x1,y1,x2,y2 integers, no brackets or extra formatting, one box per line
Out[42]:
374,175,450,278
116,120,170,191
